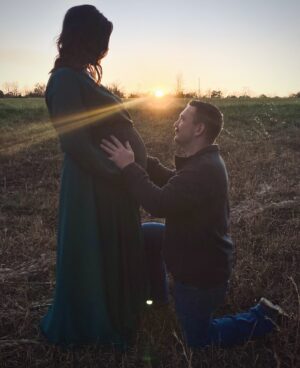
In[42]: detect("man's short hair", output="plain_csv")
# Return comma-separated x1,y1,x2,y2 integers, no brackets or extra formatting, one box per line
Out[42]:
189,100,224,143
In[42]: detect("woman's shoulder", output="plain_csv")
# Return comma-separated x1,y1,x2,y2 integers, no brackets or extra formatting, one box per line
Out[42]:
46,67,86,98
46,67,126,111
48,68,106,94
51,66,81,77
48,67,82,85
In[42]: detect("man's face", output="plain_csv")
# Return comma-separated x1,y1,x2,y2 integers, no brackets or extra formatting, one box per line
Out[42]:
173,105,200,146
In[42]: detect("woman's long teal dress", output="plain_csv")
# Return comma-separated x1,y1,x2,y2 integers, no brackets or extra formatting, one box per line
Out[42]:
40,67,148,347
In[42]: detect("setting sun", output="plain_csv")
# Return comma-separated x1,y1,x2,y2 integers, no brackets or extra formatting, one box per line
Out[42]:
154,89,165,98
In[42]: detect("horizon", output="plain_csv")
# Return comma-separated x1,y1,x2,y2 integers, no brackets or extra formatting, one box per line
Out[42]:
1,0,299,97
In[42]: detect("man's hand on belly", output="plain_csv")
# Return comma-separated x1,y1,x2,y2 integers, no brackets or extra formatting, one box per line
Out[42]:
100,135,135,169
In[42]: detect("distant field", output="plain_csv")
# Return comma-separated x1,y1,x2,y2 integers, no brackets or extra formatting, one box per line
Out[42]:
0,97,299,367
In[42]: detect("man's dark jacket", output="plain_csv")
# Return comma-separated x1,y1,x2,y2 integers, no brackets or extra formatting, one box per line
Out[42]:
122,145,234,288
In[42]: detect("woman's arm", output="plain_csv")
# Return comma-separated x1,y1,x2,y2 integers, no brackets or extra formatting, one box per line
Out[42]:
47,69,121,182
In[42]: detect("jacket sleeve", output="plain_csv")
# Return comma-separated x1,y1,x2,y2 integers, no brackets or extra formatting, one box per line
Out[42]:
122,162,211,217
47,69,121,181
146,156,176,187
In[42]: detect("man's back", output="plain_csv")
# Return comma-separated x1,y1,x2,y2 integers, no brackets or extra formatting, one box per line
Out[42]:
162,145,234,288
122,144,234,288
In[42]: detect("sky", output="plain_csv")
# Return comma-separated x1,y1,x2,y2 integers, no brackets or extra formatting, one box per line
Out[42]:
0,0,299,96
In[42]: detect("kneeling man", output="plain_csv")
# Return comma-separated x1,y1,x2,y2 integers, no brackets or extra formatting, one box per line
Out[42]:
101,100,284,348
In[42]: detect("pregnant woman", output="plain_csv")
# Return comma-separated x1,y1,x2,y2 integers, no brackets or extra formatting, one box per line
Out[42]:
40,5,148,348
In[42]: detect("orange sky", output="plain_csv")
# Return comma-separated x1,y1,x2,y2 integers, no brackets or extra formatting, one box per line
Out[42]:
1,0,299,97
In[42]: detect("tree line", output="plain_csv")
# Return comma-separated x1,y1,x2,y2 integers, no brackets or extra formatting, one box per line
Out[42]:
0,82,46,98
1,81,299,99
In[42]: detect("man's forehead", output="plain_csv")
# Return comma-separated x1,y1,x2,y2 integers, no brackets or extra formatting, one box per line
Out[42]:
181,105,196,116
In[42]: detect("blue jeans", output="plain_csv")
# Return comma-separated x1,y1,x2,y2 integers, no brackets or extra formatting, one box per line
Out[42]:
174,281,276,348
142,222,169,304
142,222,276,348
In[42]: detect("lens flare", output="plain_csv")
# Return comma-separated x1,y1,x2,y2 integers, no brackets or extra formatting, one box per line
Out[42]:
0,96,150,156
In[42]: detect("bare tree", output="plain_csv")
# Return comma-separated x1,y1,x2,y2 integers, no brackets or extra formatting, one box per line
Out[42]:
33,83,46,97
175,73,184,97
211,90,222,98
241,86,252,98
290,92,300,98
24,83,46,97
106,82,125,98
3,82,11,94
3,81,20,97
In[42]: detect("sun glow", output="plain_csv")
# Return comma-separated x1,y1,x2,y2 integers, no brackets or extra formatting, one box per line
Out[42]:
154,89,165,98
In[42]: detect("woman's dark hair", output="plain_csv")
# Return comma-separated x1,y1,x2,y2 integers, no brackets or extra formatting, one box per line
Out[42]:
52,5,113,84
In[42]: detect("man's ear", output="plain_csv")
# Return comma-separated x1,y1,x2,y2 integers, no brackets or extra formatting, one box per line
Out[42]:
194,122,206,137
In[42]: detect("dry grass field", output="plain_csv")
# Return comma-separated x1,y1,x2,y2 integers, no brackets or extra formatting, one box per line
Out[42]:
0,97,299,367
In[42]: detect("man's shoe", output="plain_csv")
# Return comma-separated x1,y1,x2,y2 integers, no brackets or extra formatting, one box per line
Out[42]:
258,297,289,326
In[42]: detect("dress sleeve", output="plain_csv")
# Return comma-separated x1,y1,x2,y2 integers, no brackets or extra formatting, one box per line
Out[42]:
47,69,121,182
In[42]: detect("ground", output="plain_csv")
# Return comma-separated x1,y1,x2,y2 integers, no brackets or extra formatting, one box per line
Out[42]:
0,97,299,367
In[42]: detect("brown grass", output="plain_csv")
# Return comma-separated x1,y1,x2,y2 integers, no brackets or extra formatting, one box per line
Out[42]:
0,97,299,367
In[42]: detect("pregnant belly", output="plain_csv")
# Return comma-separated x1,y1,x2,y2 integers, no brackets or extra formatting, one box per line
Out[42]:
92,122,147,169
